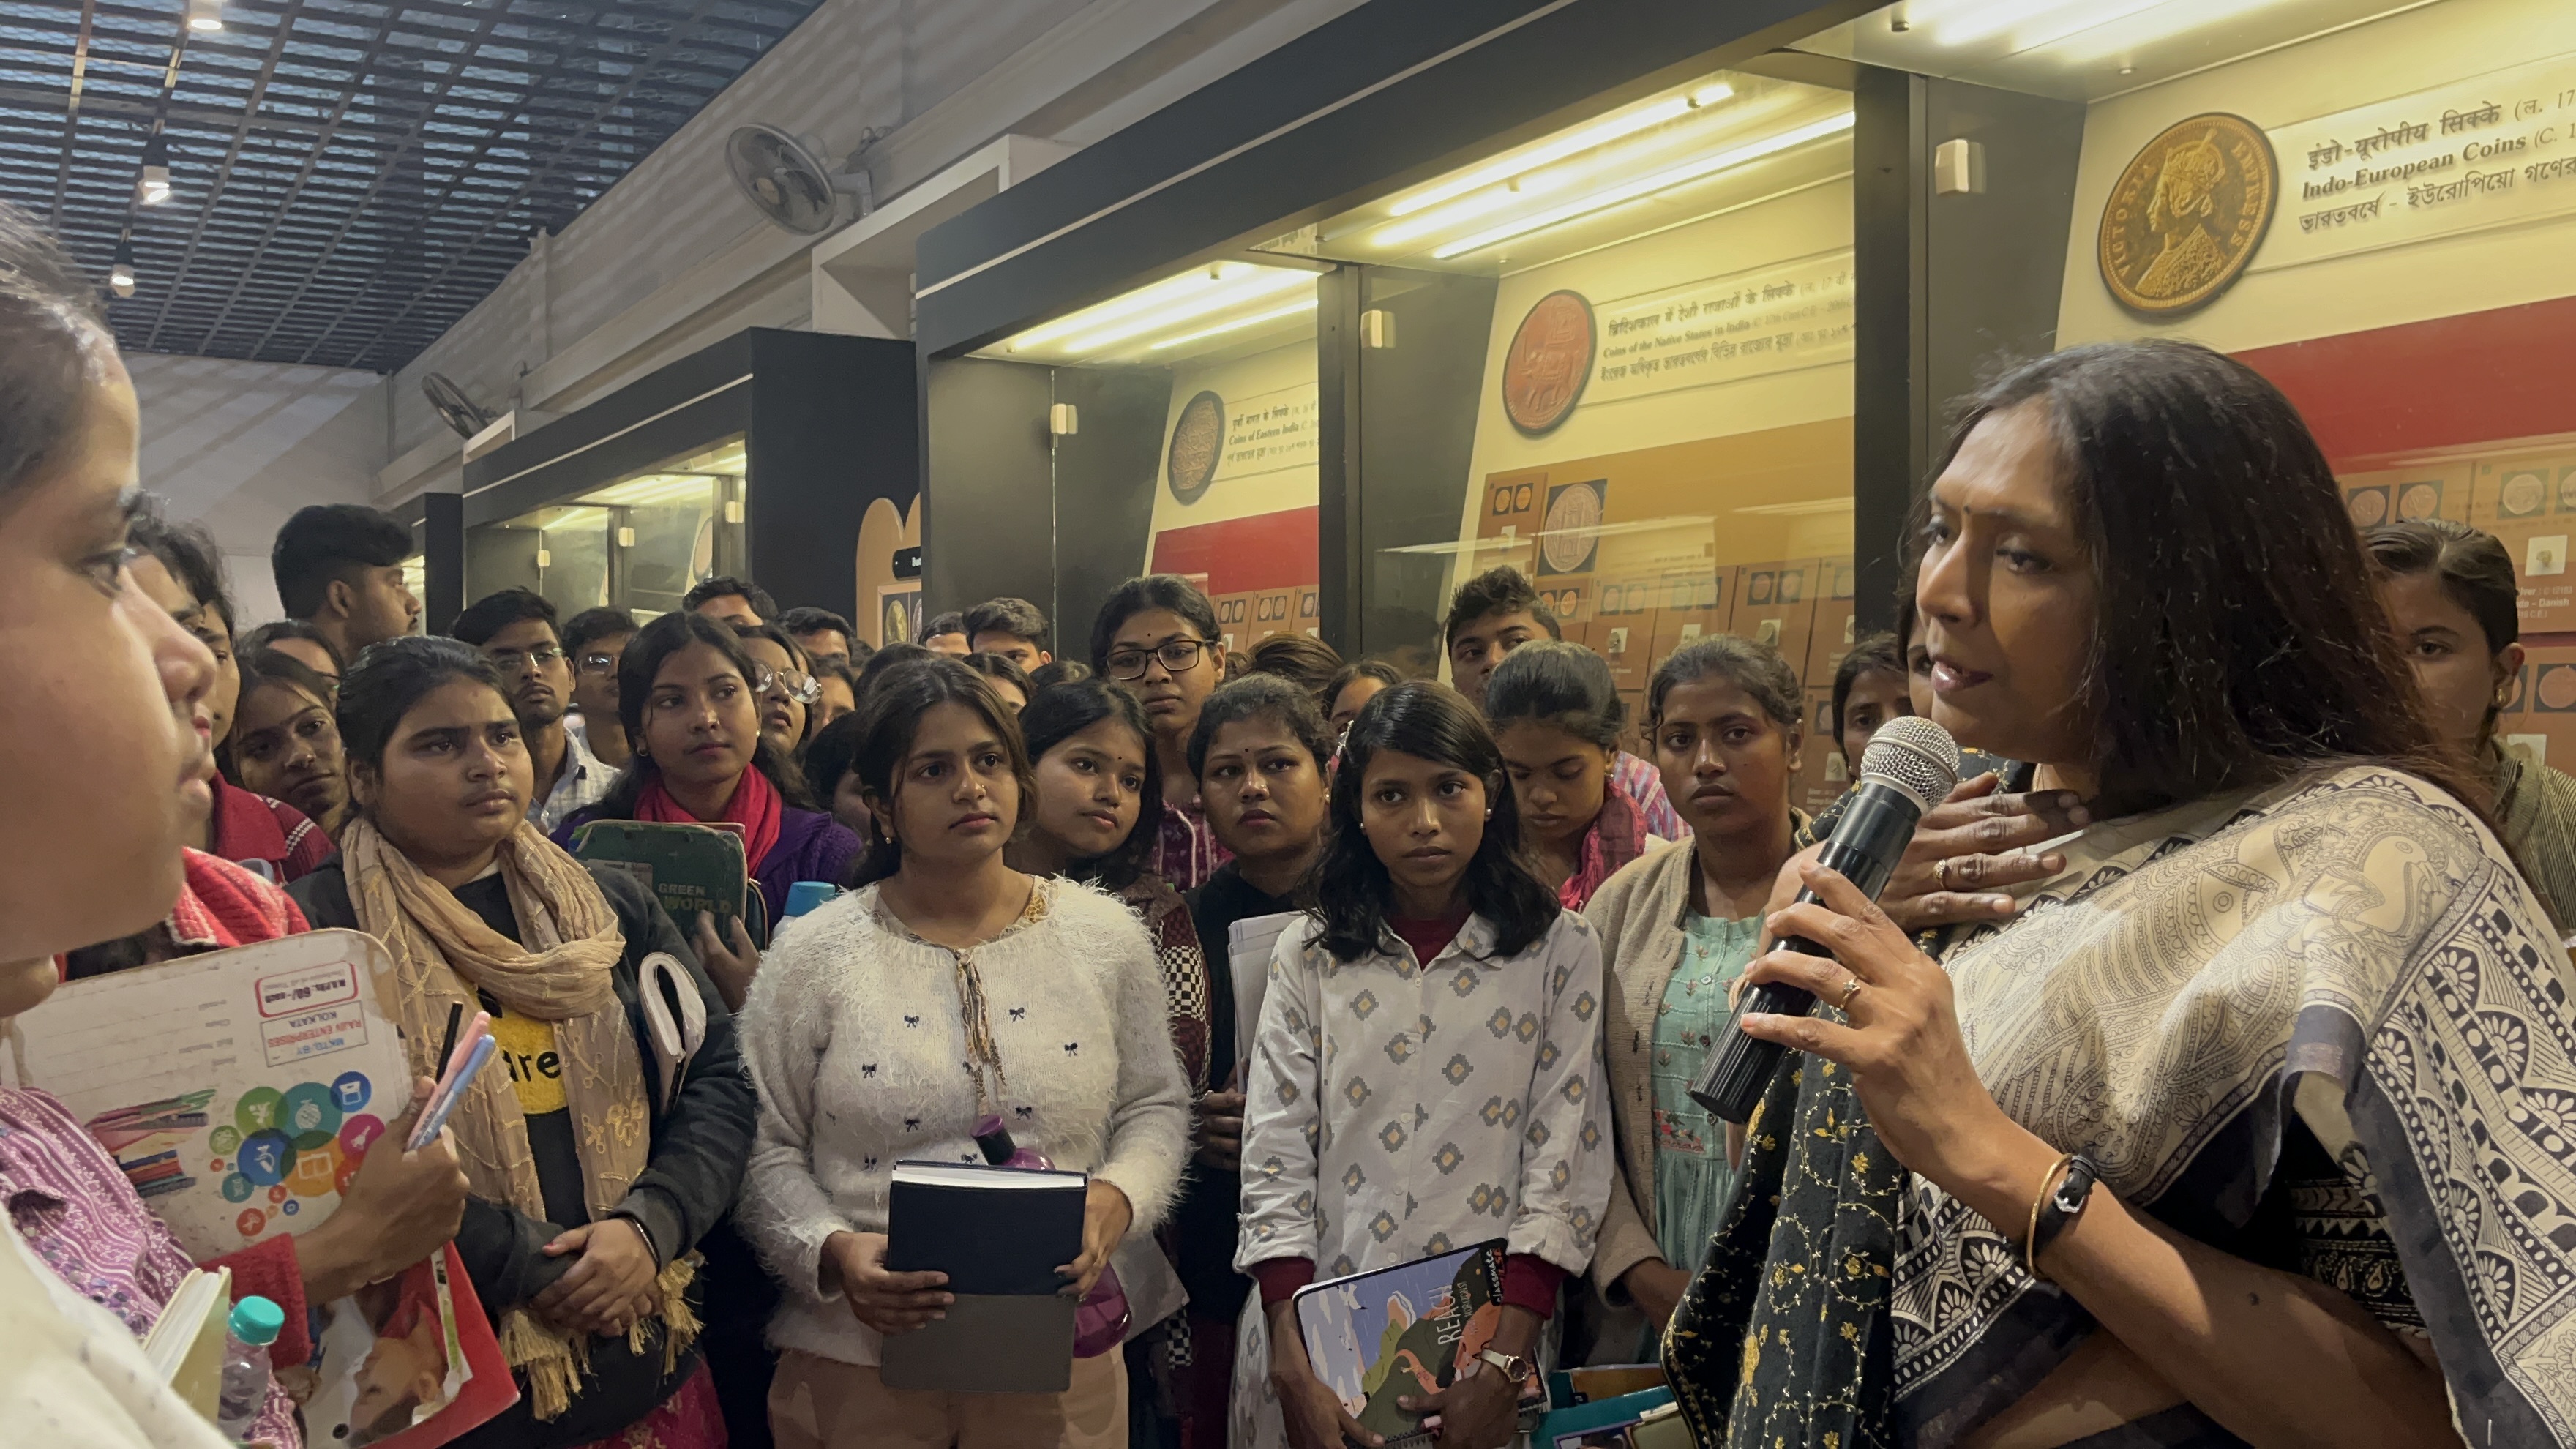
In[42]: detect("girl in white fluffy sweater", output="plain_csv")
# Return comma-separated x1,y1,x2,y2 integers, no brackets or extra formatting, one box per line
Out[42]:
734,657,1190,1449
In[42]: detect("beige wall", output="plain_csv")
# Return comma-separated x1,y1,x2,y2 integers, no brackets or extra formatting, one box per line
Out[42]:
126,355,387,628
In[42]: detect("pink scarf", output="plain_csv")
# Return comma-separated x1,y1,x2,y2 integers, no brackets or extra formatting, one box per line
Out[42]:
1561,785,1650,910
636,764,784,875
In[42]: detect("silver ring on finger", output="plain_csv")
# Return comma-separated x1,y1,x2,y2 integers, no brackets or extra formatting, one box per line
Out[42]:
1837,976,1865,1011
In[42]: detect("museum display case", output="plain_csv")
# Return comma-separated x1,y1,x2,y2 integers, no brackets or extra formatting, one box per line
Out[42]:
917,0,2576,786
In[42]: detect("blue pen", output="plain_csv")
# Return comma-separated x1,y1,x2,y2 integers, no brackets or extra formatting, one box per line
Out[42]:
407,1035,496,1150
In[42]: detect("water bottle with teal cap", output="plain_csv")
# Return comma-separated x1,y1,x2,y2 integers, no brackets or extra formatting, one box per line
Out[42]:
216,1294,285,1437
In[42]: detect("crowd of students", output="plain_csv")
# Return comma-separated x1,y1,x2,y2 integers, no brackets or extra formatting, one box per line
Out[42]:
10,190,2576,1449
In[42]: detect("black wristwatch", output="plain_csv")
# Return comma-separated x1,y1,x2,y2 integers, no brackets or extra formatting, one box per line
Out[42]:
2028,1153,2100,1273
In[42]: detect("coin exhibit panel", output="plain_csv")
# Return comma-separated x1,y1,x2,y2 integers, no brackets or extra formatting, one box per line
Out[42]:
967,263,1326,652
1276,64,1862,806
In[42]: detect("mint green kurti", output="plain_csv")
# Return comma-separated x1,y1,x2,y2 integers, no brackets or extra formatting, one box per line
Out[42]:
1649,913,1763,1276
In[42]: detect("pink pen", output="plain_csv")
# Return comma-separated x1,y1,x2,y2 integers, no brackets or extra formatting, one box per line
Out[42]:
426,1010,492,1107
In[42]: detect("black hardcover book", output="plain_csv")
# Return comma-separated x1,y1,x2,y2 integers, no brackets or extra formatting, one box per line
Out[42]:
879,1160,1087,1393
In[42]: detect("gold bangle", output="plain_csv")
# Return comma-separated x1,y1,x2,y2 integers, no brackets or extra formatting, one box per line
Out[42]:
2026,1152,2075,1281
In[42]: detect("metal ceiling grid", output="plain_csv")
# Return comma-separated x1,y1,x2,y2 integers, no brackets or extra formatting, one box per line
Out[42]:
0,0,830,372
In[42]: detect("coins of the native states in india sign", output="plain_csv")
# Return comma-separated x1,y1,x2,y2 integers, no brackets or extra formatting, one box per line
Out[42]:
2098,113,2277,317
1501,290,1595,435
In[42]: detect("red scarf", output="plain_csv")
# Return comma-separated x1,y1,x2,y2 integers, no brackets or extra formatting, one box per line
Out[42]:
176,849,307,947
635,765,784,874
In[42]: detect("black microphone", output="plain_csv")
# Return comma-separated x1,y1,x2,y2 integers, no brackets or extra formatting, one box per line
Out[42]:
1688,715,1961,1123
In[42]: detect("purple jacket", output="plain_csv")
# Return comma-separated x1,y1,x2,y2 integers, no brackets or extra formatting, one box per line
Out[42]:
556,804,862,936
752,807,864,925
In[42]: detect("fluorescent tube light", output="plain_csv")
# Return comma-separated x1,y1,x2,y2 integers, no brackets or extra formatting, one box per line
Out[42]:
1145,297,1319,352
1431,110,1853,260
1055,270,1314,355
1388,89,1721,217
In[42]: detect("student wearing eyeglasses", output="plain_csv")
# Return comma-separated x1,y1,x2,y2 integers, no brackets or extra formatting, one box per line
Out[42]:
564,605,637,771
735,621,825,757
455,588,616,834
1090,576,1232,890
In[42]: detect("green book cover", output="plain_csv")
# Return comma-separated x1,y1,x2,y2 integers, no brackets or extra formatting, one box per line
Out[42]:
568,820,768,948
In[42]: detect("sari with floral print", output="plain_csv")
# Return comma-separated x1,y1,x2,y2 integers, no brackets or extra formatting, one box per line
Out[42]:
1667,766,2576,1448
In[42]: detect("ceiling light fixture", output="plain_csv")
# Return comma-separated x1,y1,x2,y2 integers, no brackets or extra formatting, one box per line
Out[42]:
184,0,224,33
1923,0,2081,45
1059,272,1315,355
110,239,136,298
1004,263,1279,352
138,135,171,206
1374,173,1573,248
2045,0,2299,64
1375,88,1800,250
1431,110,1854,260
1388,82,1736,217
1145,297,1320,353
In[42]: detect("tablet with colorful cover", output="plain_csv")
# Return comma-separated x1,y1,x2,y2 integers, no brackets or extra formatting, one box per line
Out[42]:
1292,1238,1546,1446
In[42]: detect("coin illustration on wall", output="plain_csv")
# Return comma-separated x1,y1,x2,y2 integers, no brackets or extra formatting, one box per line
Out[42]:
2396,481,2441,520
2345,487,2389,527
1538,479,1604,575
2097,112,2277,317
1501,290,1596,435
2501,471,2547,518
2540,664,2576,711
1167,391,1226,505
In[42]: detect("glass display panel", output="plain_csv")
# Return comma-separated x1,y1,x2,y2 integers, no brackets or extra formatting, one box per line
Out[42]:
1309,66,1857,809
397,554,428,635
466,435,747,622
978,263,1325,651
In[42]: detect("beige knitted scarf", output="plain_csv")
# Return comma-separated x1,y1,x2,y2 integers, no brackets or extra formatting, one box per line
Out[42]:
342,817,698,1419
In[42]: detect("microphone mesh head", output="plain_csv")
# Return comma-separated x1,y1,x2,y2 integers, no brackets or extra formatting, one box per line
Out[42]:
1858,716,1962,810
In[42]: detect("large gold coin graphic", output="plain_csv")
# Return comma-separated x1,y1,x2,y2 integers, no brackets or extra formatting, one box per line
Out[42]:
2098,113,2277,318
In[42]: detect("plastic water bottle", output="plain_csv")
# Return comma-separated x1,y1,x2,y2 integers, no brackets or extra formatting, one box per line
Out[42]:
783,881,838,919
214,1295,284,1439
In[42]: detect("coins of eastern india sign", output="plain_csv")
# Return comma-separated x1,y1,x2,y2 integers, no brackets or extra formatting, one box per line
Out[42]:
1167,390,1224,504
2097,113,2277,317
1501,290,1596,435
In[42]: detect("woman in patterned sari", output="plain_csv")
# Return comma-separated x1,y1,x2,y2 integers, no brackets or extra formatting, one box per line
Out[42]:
1669,340,2576,1448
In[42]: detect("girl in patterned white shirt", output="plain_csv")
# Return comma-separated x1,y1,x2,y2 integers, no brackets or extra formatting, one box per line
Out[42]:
1237,682,1612,1449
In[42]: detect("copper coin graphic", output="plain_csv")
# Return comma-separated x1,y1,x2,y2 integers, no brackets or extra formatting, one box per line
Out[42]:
2346,488,2388,526
2097,113,2277,318
2542,666,2576,711
1501,290,1596,435
1167,391,1225,505
1540,480,1603,575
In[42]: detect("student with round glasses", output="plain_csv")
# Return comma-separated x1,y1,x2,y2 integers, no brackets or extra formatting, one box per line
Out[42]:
735,621,825,756
564,605,637,771
1091,576,1232,890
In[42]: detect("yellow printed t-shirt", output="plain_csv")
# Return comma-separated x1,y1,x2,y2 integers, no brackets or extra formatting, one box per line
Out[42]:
487,1009,568,1117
